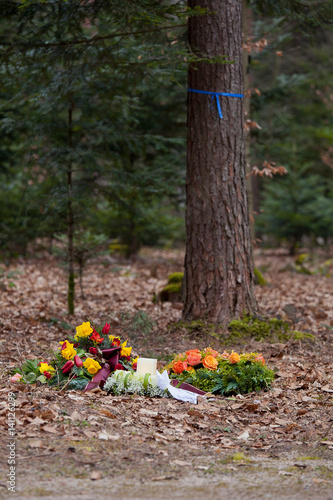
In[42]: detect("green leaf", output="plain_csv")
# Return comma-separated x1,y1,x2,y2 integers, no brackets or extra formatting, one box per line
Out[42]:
225,381,239,393
37,375,47,384
26,372,37,383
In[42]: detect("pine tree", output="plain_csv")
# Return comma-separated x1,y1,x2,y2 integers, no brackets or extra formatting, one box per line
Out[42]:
183,0,257,324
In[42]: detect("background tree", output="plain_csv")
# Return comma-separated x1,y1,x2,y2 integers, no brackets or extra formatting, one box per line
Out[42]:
183,0,257,324
0,0,188,312
248,3,333,251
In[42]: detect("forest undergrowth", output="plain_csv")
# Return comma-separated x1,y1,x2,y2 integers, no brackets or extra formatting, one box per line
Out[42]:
0,247,332,500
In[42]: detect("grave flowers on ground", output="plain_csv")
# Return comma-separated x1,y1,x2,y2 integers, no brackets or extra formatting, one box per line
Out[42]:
164,348,275,396
11,321,137,391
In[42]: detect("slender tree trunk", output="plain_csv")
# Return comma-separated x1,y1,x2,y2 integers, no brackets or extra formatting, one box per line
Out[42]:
67,102,75,315
242,0,255,243
183,0,257,324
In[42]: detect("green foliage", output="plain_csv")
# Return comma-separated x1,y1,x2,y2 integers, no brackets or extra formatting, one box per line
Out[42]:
249,5,333,248
249,0,333,30
123,310,156,339
14,358,42,383
177,360,275,396
67,377,91,391
0,0,188,267
256,168,333,251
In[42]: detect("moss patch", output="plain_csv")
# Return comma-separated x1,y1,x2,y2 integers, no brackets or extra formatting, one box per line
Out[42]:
157,272,183,302
227,315,315,343
254,267,267,285
167,272,184,284
158,283,182,302
169,315,315,345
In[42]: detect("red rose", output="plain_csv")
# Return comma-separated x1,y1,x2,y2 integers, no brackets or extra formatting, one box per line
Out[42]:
122,355,131,362
74,355,83,368
44,371,52,379
112,338,121,346
102,323,110,334
115,363,125,370
73,343,79,348
132,362,137,371
62,360,74,374
89,347,98,355
90,331,104,344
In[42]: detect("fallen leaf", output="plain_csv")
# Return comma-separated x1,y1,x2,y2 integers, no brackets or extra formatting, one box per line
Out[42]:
68,410,82,421
90,471,102,481
321,385,333,393
83,430,97,438
151,476,177,481
98,430,120,441
171,460,192,466
42,425,58,434
187,409,205,419
312,478,327,484
139,408,158,417
29,440,44,448
237,430,250,440
99,409,116,418
30,416,46,425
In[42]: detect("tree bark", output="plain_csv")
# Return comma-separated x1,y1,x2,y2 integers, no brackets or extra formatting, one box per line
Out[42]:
183,0,257,324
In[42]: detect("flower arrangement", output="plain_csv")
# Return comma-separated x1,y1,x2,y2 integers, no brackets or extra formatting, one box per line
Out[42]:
104,370,167,397
11,321,137,391
165,348,274,395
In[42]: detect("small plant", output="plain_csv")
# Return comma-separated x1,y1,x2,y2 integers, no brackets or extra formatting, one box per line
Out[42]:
0,267,20,291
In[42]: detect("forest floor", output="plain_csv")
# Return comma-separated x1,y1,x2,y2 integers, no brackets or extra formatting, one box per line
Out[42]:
0,246,333,500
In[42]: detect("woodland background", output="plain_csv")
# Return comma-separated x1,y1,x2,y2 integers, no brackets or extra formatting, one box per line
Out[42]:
0,1,333,499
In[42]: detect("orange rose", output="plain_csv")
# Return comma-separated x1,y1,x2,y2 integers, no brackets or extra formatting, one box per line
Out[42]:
203,355,218,371
228,351,240,364
186,366,195,372
205,348,219,358
186,353,202,366
186,349,200,356
221,350,229,359
254,354,265,365
173,360,187,374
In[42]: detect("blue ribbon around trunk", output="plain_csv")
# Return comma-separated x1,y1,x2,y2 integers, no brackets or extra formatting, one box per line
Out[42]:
188,89,244,119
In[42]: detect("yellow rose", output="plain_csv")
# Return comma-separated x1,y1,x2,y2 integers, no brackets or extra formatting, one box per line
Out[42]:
61,342,77,360
75,321,93,340
83,358,102,375
39,362,55,374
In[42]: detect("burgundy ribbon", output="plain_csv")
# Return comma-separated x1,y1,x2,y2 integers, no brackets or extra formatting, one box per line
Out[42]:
170,379,206,395
83,346,121,392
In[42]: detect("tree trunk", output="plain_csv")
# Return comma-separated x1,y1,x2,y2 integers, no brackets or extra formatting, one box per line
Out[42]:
67,103,75,315
183,0,257,324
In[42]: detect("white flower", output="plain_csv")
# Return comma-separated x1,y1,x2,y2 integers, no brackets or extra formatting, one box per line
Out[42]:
104,370,167,397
